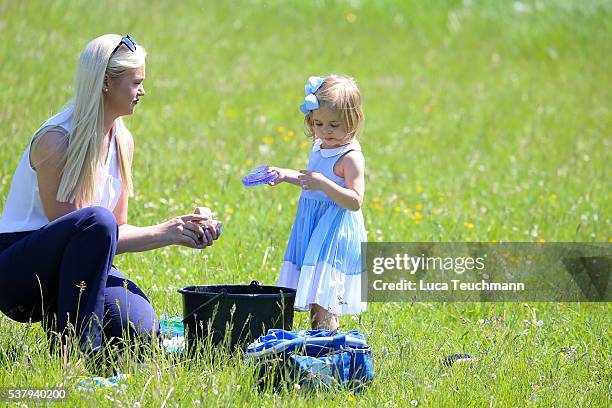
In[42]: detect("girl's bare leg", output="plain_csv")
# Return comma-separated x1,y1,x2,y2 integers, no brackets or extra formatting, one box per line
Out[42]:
310,304,339,331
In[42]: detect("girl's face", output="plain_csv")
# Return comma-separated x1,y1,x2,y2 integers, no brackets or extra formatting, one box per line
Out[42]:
311,105,349,148
105,65,146,117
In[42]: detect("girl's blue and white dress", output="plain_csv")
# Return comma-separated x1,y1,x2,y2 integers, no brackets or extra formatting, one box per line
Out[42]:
278,139,367,315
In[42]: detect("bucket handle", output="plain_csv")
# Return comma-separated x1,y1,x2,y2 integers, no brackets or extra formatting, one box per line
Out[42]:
182,289,227,323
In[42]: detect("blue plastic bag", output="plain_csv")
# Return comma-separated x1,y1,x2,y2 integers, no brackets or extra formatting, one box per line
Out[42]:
245,329,374,391
160,314,185,353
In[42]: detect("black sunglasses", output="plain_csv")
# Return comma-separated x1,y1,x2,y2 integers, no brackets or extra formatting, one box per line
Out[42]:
110,34,137,57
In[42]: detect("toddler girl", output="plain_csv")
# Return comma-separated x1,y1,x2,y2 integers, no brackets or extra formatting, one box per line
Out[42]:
269,74,367,330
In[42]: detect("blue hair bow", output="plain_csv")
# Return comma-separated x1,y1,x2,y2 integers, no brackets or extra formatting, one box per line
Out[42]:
299,76,325,115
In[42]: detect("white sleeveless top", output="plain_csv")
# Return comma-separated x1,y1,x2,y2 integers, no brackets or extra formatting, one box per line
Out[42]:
0,108,123,233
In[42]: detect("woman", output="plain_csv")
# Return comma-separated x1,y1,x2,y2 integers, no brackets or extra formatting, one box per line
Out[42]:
0,34,218,352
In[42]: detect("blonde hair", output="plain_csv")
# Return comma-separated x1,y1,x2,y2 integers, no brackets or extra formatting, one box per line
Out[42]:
34,34,146,204
304,74,364,143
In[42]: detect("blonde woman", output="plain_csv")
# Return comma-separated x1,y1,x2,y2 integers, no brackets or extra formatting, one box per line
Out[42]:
0,34,219,352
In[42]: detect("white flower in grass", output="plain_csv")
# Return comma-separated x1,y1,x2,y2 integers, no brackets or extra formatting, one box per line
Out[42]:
513,2,530,13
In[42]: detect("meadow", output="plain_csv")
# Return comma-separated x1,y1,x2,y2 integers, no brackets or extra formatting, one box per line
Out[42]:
0,0,610,406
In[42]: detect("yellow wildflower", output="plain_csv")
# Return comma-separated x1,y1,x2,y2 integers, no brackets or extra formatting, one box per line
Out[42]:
369,203,383,212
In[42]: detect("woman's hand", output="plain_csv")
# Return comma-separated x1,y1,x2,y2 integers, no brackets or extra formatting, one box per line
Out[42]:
116,208,220,254
298,170,330,191
193,206,220,240
158,213,214,249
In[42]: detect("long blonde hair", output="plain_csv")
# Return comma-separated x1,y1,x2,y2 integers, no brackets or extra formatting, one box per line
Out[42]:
36,34,146,204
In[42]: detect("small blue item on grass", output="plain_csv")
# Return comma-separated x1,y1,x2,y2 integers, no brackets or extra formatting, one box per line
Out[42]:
160,314,185,353
245,329,374,391
242,165,278,187
75,373,130,391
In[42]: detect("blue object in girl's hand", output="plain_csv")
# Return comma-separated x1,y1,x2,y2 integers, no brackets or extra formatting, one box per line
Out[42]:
242,165,278,187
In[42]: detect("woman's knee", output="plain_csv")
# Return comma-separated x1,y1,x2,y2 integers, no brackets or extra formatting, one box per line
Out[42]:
76,206,117,240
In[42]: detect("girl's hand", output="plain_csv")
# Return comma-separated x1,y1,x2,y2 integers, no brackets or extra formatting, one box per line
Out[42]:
159,213,214,249
298,170,329,191
267,166,285,186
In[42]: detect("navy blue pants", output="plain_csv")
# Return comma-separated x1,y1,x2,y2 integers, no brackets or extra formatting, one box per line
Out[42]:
0,207,159,351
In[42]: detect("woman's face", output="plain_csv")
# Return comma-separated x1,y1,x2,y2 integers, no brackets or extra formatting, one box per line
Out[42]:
105,65,146,117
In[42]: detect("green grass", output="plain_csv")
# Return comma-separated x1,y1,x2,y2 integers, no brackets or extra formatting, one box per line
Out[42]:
0,0,610,406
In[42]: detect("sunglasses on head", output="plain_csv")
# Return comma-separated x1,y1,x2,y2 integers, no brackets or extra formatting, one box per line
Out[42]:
110,34,137,57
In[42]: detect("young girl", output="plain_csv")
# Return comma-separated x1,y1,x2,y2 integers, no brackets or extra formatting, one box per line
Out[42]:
269,74,367,330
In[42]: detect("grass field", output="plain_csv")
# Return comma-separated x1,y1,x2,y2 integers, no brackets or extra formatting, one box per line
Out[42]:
0,0,610,406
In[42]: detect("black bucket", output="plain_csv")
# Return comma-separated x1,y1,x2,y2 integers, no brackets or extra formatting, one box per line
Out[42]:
178,281,296,352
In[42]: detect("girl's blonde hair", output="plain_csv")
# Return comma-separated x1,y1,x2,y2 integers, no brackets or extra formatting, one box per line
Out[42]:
304,74,364,143
34,34,146,205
